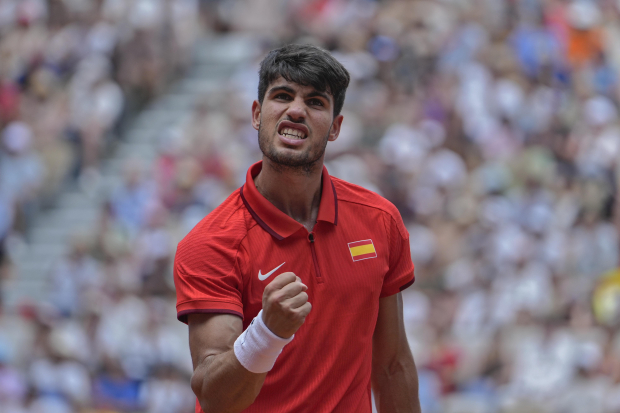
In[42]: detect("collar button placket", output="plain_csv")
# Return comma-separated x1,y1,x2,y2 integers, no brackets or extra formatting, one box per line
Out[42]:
307,232,324,284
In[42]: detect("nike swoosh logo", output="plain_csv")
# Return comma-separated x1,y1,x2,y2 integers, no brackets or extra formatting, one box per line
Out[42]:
258,262,286,281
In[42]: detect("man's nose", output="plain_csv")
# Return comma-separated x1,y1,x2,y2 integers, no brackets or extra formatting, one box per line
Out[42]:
286,97,306,121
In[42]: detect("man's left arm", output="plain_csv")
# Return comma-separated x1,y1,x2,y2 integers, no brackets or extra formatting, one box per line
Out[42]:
372,291,421,413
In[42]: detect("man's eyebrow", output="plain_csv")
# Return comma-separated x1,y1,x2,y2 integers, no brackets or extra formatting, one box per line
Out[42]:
268,85,331,103
306,90,330,102
268,85,296,95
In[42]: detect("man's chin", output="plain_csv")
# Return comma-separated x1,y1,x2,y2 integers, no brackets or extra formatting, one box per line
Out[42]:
258,129,326,172
263,149,323,173
266,154,313,168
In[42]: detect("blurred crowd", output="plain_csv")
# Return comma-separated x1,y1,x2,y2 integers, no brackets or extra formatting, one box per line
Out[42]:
0,0,203,412
0,0,200,243
3,0,620,412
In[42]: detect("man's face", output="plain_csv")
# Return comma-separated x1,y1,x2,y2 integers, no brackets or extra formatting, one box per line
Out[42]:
252,77,343,171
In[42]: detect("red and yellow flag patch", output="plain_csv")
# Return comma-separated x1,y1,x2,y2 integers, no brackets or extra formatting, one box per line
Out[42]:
348,239,377,262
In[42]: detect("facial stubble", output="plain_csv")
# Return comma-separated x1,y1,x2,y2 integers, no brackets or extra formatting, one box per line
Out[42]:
258,120,330,175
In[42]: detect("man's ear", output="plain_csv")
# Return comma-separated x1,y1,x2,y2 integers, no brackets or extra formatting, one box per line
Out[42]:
328,114,344,142
252,100,261,131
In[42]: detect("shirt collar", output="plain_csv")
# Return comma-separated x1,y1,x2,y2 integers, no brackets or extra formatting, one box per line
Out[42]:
240,161,338,240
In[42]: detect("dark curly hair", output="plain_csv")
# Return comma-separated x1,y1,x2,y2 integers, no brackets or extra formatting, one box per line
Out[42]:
258,44,351,117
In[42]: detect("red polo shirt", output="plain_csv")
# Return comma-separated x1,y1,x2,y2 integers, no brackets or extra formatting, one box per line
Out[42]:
174,161,414,413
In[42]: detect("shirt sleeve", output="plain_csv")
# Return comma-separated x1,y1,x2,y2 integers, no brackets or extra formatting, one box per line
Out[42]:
380,210,415,298
173,231,248,324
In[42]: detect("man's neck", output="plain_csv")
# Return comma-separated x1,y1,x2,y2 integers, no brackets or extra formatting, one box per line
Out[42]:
254,157,323,231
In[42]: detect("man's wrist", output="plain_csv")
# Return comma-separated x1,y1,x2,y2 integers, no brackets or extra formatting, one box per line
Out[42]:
234,310,294,373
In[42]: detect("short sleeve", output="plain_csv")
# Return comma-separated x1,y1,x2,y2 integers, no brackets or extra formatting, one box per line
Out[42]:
380,211,415,297
173,231,247,324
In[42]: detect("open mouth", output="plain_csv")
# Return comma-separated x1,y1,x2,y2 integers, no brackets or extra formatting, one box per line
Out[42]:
278,121,308,140
280,128,307,140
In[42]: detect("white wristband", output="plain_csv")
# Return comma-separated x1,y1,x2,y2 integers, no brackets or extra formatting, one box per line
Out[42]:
233,310,294,373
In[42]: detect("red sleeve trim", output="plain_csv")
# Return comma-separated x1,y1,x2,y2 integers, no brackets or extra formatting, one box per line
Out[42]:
177,300,243,324
399,277,415,292
380,271,415,298
177,309,243,324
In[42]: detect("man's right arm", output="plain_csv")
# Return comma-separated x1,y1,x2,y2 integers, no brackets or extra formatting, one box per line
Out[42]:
188,313,266,413
188,272,311,413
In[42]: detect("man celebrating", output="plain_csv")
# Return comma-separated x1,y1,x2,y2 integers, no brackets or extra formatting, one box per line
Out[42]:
174,44,420,413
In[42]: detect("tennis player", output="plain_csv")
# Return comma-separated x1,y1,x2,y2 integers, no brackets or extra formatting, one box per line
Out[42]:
174,44,421,413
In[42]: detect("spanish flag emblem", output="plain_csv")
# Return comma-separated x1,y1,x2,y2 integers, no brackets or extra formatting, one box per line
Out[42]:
348,239,377,262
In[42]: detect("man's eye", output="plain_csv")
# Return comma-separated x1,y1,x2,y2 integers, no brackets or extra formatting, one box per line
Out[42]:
309,99,323,106
275,94,291,100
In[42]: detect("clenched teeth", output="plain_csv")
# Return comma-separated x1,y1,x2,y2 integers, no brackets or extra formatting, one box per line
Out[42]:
280,128,307,139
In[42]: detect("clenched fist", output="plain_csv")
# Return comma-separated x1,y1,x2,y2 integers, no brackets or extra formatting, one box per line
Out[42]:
262,272,312,339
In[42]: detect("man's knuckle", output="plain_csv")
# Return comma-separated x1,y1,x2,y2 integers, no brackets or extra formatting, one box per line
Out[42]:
266,294,279,307
282,272,295,281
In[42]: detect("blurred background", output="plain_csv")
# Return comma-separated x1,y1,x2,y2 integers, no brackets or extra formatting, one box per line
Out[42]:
1,0,620,412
